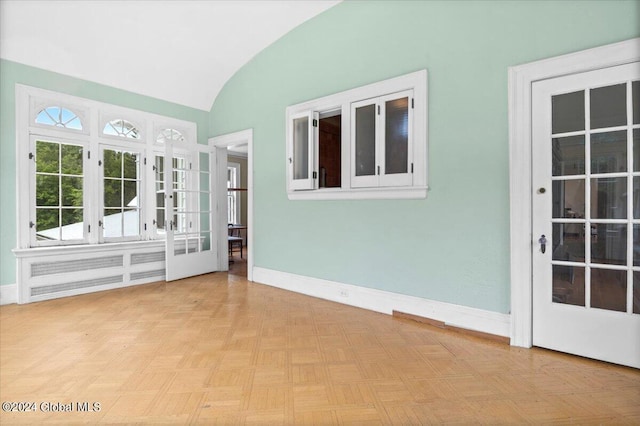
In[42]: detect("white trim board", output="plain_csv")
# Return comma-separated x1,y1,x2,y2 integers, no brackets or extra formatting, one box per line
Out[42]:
508,37,640,348
253,267,510,338
0,284,18,305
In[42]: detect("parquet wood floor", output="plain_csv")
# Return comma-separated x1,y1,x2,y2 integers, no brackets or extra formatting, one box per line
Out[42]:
1,271,639,424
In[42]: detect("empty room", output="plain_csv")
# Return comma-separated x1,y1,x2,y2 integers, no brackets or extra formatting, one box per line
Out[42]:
1,0,639,423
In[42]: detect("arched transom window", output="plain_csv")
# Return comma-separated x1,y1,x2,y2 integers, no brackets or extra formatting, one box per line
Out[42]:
35,106,83,130
103,119,140,140
157,128,185,144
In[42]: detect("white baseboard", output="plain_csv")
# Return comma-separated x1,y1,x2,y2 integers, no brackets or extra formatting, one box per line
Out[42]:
0,284,18,305
253,267,511,339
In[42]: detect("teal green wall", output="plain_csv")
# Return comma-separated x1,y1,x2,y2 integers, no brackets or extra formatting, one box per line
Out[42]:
209,0,640,313
0,59,210,286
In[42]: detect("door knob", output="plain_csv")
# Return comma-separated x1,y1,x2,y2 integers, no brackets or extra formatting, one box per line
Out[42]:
538,234,547,253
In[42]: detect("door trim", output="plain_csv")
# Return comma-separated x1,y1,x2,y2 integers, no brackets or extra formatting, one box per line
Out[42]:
508,37,640,348
210,129,254,281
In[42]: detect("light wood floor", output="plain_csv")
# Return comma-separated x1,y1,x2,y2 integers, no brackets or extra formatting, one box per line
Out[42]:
1,271,639,424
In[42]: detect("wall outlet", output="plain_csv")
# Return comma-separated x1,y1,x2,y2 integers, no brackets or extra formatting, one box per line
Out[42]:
339,290,348,298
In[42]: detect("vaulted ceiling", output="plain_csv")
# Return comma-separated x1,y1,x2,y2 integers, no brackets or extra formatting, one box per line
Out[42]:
0,0,341,111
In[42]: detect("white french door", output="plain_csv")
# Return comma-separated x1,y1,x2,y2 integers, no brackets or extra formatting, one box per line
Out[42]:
164,144,217,281
532,62,640,368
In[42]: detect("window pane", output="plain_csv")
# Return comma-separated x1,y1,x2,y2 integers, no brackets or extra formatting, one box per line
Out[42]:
61,176,82,207
591,223,626,265
103,119,140,139
552,223,584,262
591,131,627,173
156,208,165,230
553,265,584,306
61,208,83,240
36,175,59,206
633,225,640,266
355,104,376,177
123,152,138,179
123,209,139,237
633,81,640,125
552,180,584,219
591,269,627,312
385,97,409,175
36,208,60,239
552,135,585,176
634,129,640,171
36,141,59,173
123,180,138,207
591,84,626,129
634,272,640,314
293,116,309,180
104,179,122,208
591,177,626,219
35,106,82,130
61,144,83,175
103,209,123,238
634,177,640,219
552,90,584,134
103,150,122,178
200,231,211,251
319,114,341,188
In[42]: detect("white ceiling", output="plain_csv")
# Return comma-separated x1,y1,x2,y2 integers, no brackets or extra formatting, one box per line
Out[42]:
0,0,340,111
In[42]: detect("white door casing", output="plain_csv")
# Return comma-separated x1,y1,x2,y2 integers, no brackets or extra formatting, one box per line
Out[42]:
531,62,640,368
210,129,254,282
509,38,640,349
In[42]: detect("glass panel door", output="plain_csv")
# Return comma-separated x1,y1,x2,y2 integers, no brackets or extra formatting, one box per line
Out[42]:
165,145,217,281
532,62,640,369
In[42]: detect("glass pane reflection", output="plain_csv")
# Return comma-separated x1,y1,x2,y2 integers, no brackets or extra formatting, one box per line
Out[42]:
552,136,585,176
590,84,626,129
552,265,584,306
633,81,640,125
385,97,409,175
591,177,627,219
591,223,626,265
634,224,640,267
552,180,584,218
355,104,376,177
552,90,584,134
634,272,640,314
552,223,584,262
293,117,309,180
591,269,627,312
591,131,627,173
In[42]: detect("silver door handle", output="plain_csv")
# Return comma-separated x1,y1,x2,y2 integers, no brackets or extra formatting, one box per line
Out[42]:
538,234,547,253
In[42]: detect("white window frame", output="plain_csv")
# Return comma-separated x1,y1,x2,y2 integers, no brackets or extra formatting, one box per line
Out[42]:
29,133,89,246
351,90,414,188
15,84,198,250
285,69,428,200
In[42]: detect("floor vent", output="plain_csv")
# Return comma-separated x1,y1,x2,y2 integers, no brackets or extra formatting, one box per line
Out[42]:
130,269,165,281
31,255,124,277
31,275,124,297
131,251,165,264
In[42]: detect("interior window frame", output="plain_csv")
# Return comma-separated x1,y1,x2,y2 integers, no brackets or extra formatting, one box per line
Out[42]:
285,69,428,200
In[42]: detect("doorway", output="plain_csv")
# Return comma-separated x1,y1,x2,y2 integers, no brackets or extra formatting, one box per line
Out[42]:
509,38,640,368
210,129,254,281
531,62,640,368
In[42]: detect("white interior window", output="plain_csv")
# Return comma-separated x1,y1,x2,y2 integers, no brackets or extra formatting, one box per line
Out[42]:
285,70,427,200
